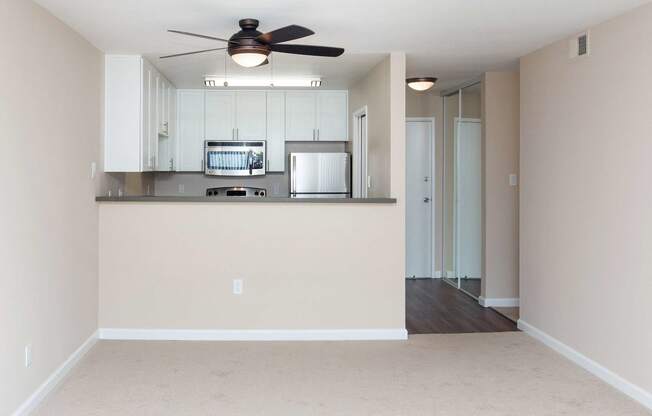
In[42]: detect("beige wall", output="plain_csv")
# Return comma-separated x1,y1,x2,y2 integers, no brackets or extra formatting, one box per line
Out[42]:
482,72,519,299
99,52,408,332
99,202,405,329
0,0,108,414
520,3,652,396
348,56,391,197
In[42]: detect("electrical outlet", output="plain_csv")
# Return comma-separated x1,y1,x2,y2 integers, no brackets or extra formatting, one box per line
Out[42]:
90,162,97,179
25,344,32,368
118,188,123,197
233,279,243,295
178,184,185,194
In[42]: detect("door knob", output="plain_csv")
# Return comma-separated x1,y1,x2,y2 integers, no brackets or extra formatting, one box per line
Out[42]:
424,197,431,203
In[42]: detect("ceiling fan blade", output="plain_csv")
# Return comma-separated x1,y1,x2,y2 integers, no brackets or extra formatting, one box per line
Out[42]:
270,44,344,57
168,30,233,43
257,25,314,44
160,47,227,59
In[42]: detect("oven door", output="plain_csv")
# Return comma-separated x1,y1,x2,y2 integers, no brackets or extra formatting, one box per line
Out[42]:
205,141,266,176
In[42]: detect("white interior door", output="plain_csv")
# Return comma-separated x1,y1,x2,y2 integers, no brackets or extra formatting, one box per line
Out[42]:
454,119,482,278
406,120,434,278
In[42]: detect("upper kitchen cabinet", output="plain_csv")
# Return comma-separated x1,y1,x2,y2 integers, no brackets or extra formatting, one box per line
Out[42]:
205,91,267,140
176,89,205,172
266,91,285,172
236,91,267,140
205,91,235,141
285,91,348,142
104,55,176,172
157,79,177,171
317,91,348,141
285,92,317,141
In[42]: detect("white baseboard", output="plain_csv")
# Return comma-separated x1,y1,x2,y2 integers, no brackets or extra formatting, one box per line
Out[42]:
12,330,98,416
99,328,408,341
479,296,520,307
518,320,652,411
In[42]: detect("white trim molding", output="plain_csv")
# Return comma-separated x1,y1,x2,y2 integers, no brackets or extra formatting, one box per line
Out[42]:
478,297,520,308
12,330,98,416
518,320,652,411
99,328,408,341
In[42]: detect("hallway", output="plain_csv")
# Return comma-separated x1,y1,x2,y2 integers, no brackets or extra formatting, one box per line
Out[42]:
406,279,517,334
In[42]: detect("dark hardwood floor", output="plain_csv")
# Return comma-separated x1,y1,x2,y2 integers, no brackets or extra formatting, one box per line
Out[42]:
406,279,518,334
459,278,481,297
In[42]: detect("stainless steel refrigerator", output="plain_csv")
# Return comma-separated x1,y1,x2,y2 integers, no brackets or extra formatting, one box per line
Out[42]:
289,153,351,198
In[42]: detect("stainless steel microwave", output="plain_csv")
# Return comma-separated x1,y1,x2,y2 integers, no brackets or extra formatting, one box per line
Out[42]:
204,140,266,176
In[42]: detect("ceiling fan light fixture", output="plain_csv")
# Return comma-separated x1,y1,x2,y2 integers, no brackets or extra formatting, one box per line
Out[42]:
230,50,269,68
406,77,438,91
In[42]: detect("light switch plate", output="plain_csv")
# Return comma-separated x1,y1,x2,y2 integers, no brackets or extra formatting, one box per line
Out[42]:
90,162,97,179
233,279,243,295
25,344,32,368
509,174,518,187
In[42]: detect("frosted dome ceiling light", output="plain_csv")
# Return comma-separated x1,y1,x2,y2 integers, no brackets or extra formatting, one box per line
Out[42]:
230,50,269,68
406,77,438,91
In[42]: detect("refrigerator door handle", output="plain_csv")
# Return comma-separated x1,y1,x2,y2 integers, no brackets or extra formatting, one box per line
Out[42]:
291,155,297,194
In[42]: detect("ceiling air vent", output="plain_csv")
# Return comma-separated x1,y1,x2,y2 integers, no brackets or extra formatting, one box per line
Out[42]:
570,31,590,58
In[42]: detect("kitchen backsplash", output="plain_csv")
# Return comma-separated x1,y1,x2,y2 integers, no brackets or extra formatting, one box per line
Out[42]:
154,142,346,197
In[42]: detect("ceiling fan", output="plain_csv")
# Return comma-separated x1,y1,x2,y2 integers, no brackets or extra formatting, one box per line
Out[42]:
161,19,345,68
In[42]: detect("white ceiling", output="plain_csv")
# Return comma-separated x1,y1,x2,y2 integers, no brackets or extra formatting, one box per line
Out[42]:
34,0,649,90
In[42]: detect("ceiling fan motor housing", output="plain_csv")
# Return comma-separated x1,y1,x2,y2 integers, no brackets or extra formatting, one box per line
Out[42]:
228,18,271,58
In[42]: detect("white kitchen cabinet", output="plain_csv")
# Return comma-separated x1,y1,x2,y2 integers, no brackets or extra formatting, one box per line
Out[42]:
157,81,177,171
285,91,348,141
205,91,236,140
266,91,285,172
176,90,205,172
285,92,317,141
236,91,267,140
105,55,175,172
317,91,348,141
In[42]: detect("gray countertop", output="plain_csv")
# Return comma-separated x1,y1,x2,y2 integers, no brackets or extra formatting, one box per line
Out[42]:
95,196,397,204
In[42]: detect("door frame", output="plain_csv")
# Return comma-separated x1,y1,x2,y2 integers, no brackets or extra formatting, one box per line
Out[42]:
406,117,437,279
352,106,369,198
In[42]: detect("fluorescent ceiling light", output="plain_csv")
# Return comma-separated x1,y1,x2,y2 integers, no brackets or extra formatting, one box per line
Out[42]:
204,77,322,88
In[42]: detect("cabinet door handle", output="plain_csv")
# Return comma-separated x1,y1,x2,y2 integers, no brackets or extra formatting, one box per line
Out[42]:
317,129,320,141
312,129,315,141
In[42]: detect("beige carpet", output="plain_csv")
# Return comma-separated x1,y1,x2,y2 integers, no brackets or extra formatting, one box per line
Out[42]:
34,333,650,416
